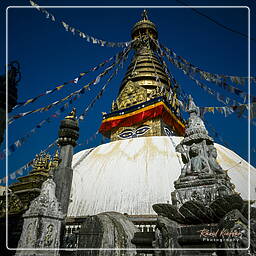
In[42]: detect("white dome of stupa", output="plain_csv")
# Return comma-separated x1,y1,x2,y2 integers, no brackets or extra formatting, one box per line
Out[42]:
67,136,256,217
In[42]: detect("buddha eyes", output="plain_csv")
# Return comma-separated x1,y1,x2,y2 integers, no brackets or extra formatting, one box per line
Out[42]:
136,125,150,135
119,129,134,139
118,125,151,139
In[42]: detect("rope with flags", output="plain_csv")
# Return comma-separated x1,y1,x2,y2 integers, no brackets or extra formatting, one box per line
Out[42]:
152,40,255,121
29,0,131,48
199,102,256,119
2,44,132,159
13,54,115,110
161,44,254,103
0,140,57,184
161,43,256,87
2,52,130,182
8,44,133,125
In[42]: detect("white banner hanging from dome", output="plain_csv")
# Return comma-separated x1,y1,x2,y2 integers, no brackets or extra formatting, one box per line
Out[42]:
29,0,131,48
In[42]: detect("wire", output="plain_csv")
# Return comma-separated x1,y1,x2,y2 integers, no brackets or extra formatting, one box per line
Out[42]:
175,0,256,42
225,161,242,171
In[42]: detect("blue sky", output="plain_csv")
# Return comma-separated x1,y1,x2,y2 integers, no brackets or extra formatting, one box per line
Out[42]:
0,0,255,184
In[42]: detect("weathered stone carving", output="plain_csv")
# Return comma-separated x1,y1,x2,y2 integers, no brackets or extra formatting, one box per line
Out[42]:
153,216,180,256
15,177,64,256
175,95,226,179
77,212,138,255
152,96,253,254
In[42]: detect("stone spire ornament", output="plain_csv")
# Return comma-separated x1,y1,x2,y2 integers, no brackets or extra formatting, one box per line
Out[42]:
15,176,64,256
173,95,233,206
176,94,225,179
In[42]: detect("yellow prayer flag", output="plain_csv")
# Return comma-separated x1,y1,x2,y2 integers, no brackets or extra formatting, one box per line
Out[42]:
24,98,34,105
208,107,214,113
56,85,64,90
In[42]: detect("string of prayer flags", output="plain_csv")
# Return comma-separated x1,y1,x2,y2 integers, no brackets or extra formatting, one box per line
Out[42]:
77,131,99,147
203,119,231,148
29,0,130,48
199,102,256,120
161,43,256,86
0,140,57,184
29,0,55,21
79,67,120,121
160,45,252,103
9,46,131,124
4,45,131,162
13,54,115,110
0,101,72,160
61,21,131,48
78,44,132,120
184,69,241,107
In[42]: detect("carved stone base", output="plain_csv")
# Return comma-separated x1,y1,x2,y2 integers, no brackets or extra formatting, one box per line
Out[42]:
172,174,235,207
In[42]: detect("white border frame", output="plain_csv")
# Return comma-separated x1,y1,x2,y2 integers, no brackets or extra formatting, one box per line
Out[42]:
5,5,251,252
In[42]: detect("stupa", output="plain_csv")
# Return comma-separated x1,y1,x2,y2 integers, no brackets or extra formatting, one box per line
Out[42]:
1,10,255,256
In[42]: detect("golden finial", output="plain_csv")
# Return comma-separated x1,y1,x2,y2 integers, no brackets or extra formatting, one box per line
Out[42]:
142,9,149,20
53,150,59,161
31,152,46,172
49,150,61,170
65,108,76,120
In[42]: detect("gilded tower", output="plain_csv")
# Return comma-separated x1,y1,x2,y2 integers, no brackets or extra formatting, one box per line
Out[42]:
99,11,185,141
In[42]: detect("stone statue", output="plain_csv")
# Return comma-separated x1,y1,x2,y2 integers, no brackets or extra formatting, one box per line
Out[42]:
189,144,209,174
207,144,225,174
175,144,189,165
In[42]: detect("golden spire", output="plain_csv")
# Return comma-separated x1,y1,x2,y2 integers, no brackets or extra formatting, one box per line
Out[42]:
65,108,76,120
142,9,149,20
99,11,185,141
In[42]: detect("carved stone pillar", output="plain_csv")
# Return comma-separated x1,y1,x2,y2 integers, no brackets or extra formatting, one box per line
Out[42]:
54,108,79,215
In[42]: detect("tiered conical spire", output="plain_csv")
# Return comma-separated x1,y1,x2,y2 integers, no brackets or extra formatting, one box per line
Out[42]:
114,10,171,111
99,11,185,141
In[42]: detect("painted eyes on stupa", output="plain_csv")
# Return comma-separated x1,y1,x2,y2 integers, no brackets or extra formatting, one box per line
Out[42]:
118,129,134,139
136,125,151,136
118,125,151,139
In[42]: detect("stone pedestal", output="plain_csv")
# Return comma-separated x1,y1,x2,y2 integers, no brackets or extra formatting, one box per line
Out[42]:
172,173,234,207
15,177,64,256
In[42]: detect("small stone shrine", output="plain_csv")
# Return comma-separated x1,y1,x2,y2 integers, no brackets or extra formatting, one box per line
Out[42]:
152,96,256,255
